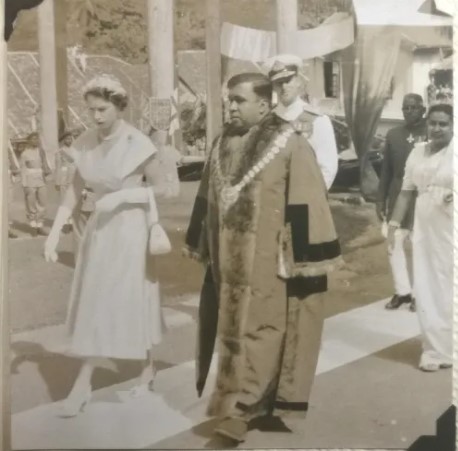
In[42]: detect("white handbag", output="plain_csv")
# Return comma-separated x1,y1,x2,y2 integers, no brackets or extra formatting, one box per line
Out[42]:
147,188,171,255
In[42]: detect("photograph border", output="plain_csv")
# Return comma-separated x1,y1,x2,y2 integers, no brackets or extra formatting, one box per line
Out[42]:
0,1,457,450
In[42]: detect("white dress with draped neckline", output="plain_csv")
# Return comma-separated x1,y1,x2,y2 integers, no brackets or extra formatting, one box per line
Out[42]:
65,121,164,360
402,140,453,364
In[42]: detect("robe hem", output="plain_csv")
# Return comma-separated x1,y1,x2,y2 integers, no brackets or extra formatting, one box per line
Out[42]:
274,401,309,411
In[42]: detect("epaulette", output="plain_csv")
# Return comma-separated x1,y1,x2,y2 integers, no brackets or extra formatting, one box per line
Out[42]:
301,103,322,117
291,109,316,138
303,106,323,119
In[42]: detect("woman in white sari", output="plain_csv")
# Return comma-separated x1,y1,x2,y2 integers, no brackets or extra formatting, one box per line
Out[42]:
44,75,179,416
388,103,453,372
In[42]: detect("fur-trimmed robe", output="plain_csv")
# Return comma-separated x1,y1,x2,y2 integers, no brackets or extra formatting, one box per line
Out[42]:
185,113,342,420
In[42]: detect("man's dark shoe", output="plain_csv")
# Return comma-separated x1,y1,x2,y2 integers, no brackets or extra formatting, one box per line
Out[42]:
409,298,416,312
250,415,291,432
385,294,413,310
8,230,18,239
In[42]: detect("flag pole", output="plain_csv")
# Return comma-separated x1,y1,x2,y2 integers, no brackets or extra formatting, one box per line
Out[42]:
38,0,59,163
55,0,69,129
205,0,222,153
276,0,298,53
146,0,175,148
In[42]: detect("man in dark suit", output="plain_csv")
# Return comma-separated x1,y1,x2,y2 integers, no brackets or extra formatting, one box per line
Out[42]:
377,93,427,311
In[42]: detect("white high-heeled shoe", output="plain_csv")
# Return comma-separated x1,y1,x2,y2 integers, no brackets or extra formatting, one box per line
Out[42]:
419,353,452,372
127,376,155,398
56,389,92,418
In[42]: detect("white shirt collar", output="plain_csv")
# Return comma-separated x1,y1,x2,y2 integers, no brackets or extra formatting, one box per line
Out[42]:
273,98,322,121
273,97,307,122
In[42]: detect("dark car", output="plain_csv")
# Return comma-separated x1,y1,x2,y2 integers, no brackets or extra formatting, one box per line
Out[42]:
331,146,384,192
177,118,385,191
328,118,384,192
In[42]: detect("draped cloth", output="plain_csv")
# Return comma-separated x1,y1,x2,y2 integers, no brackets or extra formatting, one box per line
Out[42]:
403,141,453,364
185,114,342,420
340,26,402,199
220,14,355,62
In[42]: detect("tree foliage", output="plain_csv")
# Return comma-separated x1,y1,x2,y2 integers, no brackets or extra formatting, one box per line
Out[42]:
9,0,352,63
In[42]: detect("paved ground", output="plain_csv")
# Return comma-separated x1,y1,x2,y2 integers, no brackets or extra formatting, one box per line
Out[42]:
7,181,452,450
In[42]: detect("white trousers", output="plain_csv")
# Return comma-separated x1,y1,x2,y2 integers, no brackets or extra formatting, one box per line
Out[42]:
381,223,412,296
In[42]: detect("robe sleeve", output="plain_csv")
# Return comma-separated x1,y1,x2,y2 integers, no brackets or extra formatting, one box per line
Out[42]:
183,142,214,263
278,133,343,279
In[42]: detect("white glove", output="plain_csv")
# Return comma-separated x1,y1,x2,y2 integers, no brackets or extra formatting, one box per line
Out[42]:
43,206,71,263
44,232,59,263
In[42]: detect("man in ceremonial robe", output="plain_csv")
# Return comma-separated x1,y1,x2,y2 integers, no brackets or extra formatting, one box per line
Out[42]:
184,72,342,442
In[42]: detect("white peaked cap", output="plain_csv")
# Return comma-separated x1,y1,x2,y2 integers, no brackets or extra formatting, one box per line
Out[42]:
262,54,308,82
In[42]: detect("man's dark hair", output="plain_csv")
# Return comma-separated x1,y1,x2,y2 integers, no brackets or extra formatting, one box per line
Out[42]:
227,72,272,103
427,103,453,122
403,93,424,105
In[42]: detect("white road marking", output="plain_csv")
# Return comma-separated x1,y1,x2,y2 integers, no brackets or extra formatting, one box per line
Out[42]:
316,299,420,374
12,298,421,449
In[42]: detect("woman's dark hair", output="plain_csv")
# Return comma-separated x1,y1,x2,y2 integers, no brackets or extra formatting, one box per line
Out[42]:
84,88,128,111
427,103,453,122
227,72,272,104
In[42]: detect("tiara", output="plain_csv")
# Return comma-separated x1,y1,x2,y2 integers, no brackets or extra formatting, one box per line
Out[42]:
83,74,127,97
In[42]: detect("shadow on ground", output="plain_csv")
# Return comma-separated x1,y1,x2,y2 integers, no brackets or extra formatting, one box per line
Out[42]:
11,340,173,403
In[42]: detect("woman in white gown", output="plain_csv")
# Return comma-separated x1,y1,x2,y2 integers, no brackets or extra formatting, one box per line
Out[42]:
388,103,453,372
44,74,179,416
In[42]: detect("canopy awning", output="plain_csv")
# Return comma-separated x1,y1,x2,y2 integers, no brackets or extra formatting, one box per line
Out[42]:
431,55,453,71
434,0,454,15
220,12,355,62
353,0,452,26
419,0,454,16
